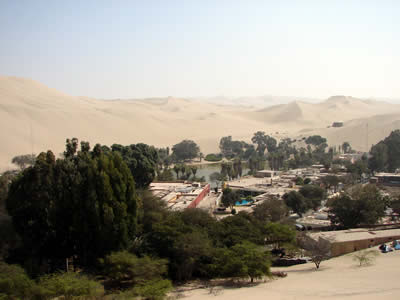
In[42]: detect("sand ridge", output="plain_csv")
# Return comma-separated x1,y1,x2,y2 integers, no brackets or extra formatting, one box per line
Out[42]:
1,76,400,171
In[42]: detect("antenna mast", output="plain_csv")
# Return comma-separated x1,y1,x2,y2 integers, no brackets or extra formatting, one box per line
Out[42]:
366,122,368,153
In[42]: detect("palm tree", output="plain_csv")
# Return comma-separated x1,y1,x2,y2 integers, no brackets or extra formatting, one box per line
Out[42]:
191,166,198,178
173,165,180,179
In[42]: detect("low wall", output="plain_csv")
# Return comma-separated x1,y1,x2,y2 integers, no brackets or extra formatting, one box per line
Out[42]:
188,184,210,208
331,234,400,256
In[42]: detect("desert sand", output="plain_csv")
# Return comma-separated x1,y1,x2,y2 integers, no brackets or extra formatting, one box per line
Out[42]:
176,247,400,300
1,76,400,171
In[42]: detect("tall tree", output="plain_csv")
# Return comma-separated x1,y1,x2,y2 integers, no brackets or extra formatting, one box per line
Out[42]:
111,143,158,188
172,140,200,162
369,130,400,172
11,154,36,170
283,191,307,217
327,184,386,228
6,139,139,271
221,188,240,209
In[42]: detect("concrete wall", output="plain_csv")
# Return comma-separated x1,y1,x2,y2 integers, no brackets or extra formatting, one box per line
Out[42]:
330,234,400,256
187,184,210,208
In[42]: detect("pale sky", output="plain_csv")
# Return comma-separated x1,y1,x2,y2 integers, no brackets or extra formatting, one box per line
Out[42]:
1,0,399,99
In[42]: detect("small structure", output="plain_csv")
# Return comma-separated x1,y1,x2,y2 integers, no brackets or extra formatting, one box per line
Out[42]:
255,170,280,178
332,121,344,127
373,173,400,187
150,182,210,210
306,228,400,257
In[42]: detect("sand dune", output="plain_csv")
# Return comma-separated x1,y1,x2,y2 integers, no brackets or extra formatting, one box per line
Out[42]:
177,247,400,300
1,77,400,171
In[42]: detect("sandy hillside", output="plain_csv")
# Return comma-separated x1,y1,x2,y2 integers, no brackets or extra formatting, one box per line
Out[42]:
1,76,400,171
177,247,400,300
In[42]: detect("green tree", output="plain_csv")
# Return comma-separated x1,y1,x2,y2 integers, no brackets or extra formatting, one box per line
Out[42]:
299,185,326,211
6,139,139,271
191,166,198,178
369,130,400,172
327,184,386,228
230,242,271,282
283,191,307,217
100,251,168,288
111,143,158,188
369,142,388,172
0,262,35,299
157,169,175,181
251,131,277,155
172,140,200,161
0,171,15,215
305,135,327,146
263,223,296,249
342,142,351,154
11,154,36,170
209,172,223,189
322,175,340,192
252,197,288,223
37,272,104,299
173,165,180,178
221,188,240,209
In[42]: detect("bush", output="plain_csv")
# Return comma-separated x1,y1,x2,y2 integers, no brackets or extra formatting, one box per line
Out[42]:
204,153,223,162
0,262,34,299
352,249,379,267
129,279,172,300
157,169,175,181
37,272,104,299
295,177,304,185
100,251,168,288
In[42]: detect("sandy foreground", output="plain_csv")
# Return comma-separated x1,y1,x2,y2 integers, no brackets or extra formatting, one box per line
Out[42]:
174,247,400,300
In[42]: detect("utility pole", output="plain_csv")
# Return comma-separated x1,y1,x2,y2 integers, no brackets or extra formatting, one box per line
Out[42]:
366,122,369,153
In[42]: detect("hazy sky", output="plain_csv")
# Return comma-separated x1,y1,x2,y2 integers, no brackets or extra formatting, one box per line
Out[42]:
1,0,399,99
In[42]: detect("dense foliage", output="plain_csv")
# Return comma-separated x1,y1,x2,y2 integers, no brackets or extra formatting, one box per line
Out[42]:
327,184,387,228
171,140,200,161
204,153,223,162
6,139,139,271
111,143,158,188
369,130,400,172
305,135,327,146
283,185,325,217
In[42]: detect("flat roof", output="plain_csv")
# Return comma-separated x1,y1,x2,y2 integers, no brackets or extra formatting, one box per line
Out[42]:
375,173,400,178
310,228,400,243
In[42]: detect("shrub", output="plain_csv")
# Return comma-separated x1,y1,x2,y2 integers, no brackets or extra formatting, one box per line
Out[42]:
352,249,379,267
204,153,223,162
37,272,104,299
100,251,168,288
0,262,34,299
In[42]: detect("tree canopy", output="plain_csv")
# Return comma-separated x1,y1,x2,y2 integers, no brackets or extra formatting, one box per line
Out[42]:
251,131,277,155
111,143,158,188
171,140,200,161
6,139,139,270
305,135,327,146
327,184,386,228
369,130,400,173
221,188,241,209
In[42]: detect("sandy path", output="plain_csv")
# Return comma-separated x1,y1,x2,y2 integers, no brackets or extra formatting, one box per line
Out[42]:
177,247,400,300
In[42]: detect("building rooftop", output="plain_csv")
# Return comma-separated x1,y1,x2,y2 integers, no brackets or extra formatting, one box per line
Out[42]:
310,228,400,243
